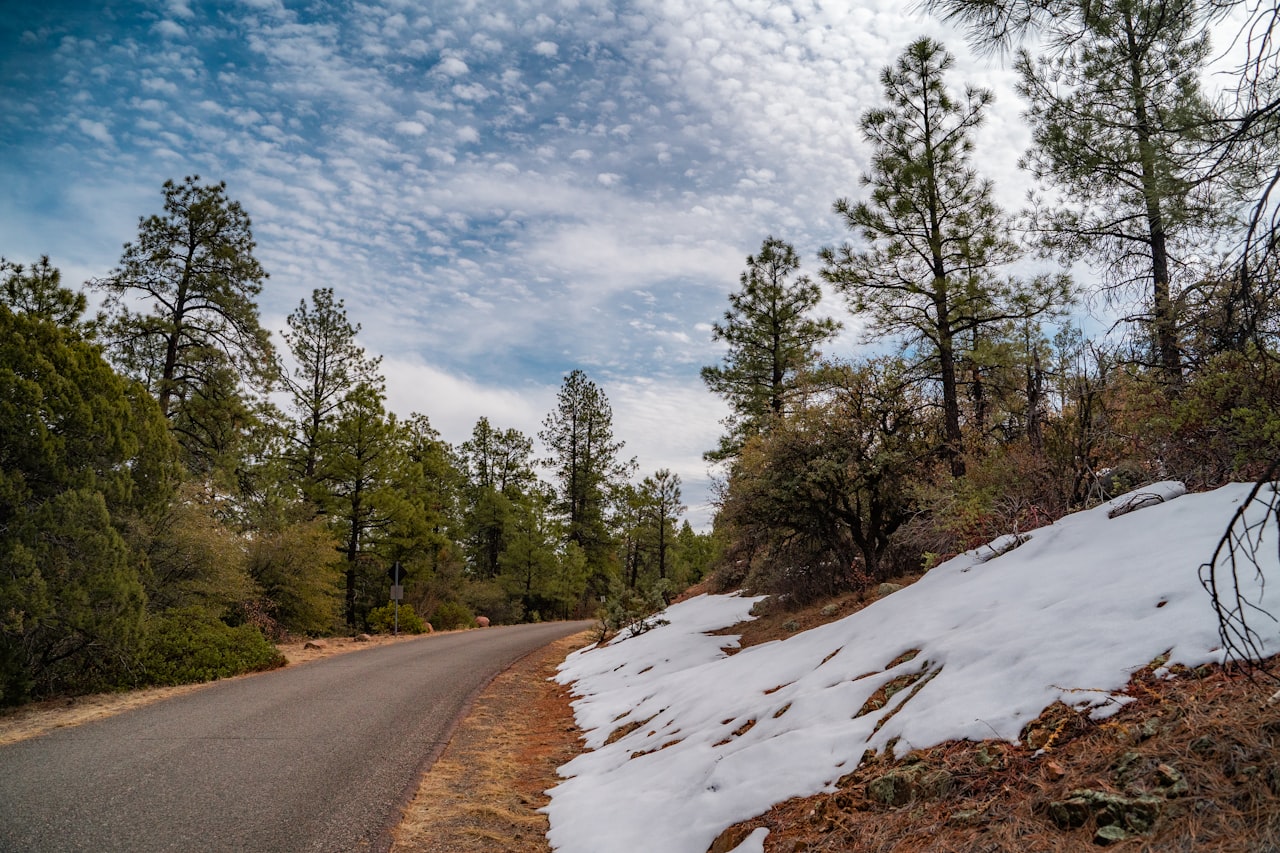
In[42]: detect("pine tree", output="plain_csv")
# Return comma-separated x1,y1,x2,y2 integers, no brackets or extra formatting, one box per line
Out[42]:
701,236,840,461
1,255,89,333
95,176,275,421
1013,0,1222,385
281,287,383,482
539,370,632,592
820,38,1067,476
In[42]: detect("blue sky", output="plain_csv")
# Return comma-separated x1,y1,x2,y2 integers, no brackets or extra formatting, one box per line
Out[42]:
1,0,1043,525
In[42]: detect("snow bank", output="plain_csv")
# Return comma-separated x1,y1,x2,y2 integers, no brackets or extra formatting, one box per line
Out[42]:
546,482,1280,853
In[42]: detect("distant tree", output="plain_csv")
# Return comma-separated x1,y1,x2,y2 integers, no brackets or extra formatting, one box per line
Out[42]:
313,383,400,627
245,516,342,636
540,370,633,592
637,469,684,587
94,176,275,425
497,484,561,618
820,38,1067,476
459,418,537,578
701,237,841,461
281,288,383,483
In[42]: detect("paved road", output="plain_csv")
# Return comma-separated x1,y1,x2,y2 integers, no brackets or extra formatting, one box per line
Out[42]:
0,621,591,853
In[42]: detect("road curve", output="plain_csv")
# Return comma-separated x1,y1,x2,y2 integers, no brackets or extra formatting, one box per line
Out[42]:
0,620,592,853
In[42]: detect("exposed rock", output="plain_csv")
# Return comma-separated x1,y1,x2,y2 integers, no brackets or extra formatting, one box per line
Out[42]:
475,615,491,628
877,583,904,598
1048,788,1164,835
303,640,327,650
1095,824,1131,845
354,633,371,642
820,603,840,617
867,765,953,807
1155,763,1188,797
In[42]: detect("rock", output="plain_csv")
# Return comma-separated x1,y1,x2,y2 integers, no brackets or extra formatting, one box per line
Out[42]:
354,633,371,642
1095,825,1130,845
867,765,953,807
303,640,327,650
423,622,433,633
877,583,904,597
1054,788,1163,835
782,620,800,633
1047,796,1093,829
821,603,840,617
475,615,491,628
1044,759,1067,781
1155,763,1187,797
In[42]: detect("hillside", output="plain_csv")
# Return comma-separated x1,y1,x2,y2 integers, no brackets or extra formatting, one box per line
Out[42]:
544,483,1280,853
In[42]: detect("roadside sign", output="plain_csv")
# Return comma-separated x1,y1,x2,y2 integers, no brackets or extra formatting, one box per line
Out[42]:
390,584,404,601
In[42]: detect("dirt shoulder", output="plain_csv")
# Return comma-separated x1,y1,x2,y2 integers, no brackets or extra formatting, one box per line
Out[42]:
390,631,591,853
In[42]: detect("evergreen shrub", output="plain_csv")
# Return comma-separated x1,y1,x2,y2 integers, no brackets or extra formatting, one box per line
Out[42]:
139,607,284,685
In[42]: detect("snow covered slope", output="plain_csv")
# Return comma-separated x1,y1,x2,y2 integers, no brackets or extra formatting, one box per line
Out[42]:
545,483,1280,852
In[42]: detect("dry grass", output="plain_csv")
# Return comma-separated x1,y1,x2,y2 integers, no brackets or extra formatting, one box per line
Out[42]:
0,632,426,747
390,631,592,853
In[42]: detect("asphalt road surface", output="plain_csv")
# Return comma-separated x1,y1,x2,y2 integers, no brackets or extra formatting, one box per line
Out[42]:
0,621,592,853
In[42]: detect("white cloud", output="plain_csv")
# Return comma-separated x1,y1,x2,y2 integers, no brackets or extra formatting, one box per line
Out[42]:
76,118,113,145
394,120,428,136
434,55,469,76
533,40,558,57
152,20,187,39
596,172,621,187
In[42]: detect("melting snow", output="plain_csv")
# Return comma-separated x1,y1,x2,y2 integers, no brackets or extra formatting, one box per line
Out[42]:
546,482,1280,853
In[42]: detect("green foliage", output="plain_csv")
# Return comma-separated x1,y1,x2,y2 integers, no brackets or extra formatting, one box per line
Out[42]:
701,237,841,460
281,287,383,482
429,600,476,631
821,37,1069,477
0,304,176,704
1,255,90,332
95,176,275,424
1,489,147,704
716,359,935,602
540,370,633,584
1013,0,1223,382
245,516,342,636
138,607,284,686
599,578,671,638
366,602,427,634
136,481,254,614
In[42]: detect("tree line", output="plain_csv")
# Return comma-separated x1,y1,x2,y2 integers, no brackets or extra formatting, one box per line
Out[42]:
702,1,1280,606
0,180,710,705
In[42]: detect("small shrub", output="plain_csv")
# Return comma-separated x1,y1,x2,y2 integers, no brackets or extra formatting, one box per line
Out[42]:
366,602,427,634
600,579,671,639
429,600,476,631
139,607,284,686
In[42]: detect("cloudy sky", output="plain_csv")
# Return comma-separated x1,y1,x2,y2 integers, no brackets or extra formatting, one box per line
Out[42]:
0,0,1049,525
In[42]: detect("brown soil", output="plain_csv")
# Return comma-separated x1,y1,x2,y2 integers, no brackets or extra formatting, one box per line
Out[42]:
390,631,591,853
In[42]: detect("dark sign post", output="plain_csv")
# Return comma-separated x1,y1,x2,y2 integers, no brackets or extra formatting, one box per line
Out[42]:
387,561,405,635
